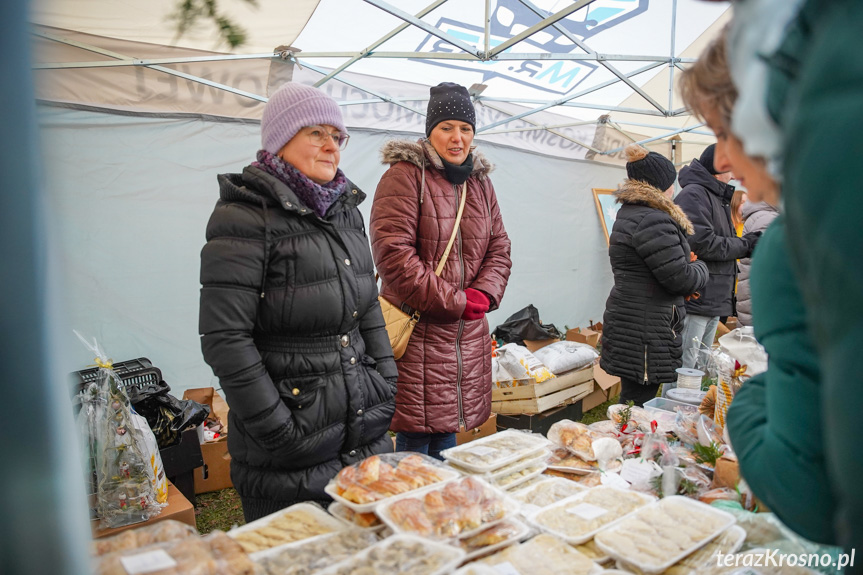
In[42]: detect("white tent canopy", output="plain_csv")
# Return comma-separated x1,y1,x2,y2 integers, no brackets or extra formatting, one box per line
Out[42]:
32,0,728,393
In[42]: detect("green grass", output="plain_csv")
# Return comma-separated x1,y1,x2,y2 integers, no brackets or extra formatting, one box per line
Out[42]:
193,394,620,534
579,395,619,425
195,488,244,534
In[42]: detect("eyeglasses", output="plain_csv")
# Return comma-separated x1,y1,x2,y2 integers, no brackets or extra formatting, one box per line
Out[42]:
305,125,350,150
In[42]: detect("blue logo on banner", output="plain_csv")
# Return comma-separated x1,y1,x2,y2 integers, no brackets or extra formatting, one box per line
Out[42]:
413,0,648,95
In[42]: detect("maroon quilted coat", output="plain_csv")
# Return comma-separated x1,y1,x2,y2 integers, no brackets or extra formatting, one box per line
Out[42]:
370,139,512,433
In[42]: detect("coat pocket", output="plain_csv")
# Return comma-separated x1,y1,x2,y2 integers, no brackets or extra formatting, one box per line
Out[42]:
672,304,688,338
275,374,326,411
361,355,395,405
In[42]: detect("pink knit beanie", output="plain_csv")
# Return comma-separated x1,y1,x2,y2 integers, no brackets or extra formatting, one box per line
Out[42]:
261,83,346,154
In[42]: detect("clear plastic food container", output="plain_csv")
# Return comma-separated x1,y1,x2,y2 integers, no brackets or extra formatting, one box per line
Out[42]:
227,502,346,558
253,528,379,575
324,451,460,513
527,486,655,545
593,496,736,574
614,524,745,575
375,475,520,540
458,517,532,562
326,501,385,531
512,476,587,514
479,533,603,575
491,463,547,491
314,533,465,575
441,430,550,473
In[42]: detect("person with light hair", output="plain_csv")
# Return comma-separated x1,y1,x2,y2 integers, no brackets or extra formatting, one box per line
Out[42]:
679,25,836,546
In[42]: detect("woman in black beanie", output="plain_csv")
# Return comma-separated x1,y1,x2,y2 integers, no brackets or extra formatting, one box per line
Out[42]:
369,82,512,458
600,144,709,406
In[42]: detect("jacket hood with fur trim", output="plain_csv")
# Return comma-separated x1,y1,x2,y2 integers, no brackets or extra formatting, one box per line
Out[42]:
380,138,494,179
616,179,695,235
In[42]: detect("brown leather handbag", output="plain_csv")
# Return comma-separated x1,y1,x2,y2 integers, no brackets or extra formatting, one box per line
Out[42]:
378,181,467,359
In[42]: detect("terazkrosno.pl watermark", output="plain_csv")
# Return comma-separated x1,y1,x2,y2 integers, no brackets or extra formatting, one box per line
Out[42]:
716,549,855,571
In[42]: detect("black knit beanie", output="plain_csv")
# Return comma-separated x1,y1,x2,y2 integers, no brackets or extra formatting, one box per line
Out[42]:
625,144,677,192
425,82,476,136
699,144,719,175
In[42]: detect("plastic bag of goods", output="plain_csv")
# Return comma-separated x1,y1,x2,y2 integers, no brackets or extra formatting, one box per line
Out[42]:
496,343,555,383
531,341,598,375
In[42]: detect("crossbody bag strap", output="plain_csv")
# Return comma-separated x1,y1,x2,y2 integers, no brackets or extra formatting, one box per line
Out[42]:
434,181,467,277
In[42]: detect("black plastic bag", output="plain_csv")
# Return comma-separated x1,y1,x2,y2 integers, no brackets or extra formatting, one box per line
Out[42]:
492,304,562,346
127,380,210,448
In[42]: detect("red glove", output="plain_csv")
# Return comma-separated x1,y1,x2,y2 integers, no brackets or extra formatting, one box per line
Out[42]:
462,288,490,321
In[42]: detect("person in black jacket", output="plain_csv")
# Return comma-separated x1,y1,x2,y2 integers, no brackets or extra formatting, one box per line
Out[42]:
198,82,397,522
674,144,760,370
601,144,709,406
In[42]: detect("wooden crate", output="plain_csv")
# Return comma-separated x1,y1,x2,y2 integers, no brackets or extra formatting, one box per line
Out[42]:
492,364,594,402
492,380,594,414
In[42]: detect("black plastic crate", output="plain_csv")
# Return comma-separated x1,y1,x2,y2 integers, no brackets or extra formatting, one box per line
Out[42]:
70,357,162,398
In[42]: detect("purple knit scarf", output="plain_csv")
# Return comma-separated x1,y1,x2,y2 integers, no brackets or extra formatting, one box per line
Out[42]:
253,149,347,218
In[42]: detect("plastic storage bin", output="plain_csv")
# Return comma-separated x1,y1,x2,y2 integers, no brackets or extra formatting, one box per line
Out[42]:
643,397,692,414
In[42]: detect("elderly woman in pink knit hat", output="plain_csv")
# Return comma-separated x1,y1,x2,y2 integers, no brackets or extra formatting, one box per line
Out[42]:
199,83,397,521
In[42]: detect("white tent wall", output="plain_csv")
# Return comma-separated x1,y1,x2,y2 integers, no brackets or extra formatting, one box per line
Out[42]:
39,105,622,393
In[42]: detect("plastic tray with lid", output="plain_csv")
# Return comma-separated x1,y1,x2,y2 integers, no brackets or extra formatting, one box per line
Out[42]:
478,533,604,575
613,524,745,575
227,502,347,558
323,451,460,513
490,463,547,491
447,448,550,481
314,533,465,575
526,486,656,545
252,528,380,575
511,476,588,515
440,429,551,473
326,501,385,532
458,516,533,562
375,475,521,541
593,496,736,574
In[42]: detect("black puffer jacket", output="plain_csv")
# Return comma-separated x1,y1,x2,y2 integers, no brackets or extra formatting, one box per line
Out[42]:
601,180,709,385
675,159,751,317
199,165,397,522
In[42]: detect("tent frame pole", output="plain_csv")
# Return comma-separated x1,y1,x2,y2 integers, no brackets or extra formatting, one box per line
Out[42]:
478,61,664,131
360,0,481,58
314,0,449,87
517,0,667,115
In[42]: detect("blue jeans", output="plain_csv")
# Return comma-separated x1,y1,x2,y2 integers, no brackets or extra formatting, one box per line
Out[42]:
395,432,457,461
680,313,720,371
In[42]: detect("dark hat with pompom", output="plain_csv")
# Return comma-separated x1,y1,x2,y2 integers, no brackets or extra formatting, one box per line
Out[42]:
625,144,677,192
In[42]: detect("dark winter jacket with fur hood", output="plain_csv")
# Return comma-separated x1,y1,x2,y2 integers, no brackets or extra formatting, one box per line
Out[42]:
675,158,751,317
601,179,709,385
370,139,512,433
199,165,397,522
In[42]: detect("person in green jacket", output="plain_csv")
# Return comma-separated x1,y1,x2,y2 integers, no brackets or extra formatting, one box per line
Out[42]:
766,0,863,560
679,26,836,545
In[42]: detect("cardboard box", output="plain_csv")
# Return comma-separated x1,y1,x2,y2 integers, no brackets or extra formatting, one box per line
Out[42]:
523,338,558,353
195,440,233,493
456,414,497,445
580,364,622,412
566,328,601,348
91,480,196,539
183,388,233,494
712,455,739,489
496,400,584,436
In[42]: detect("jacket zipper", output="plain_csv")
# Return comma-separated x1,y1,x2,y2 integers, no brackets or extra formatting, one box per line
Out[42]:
671,305,678,337
482,180,493,237
454,183,466,432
